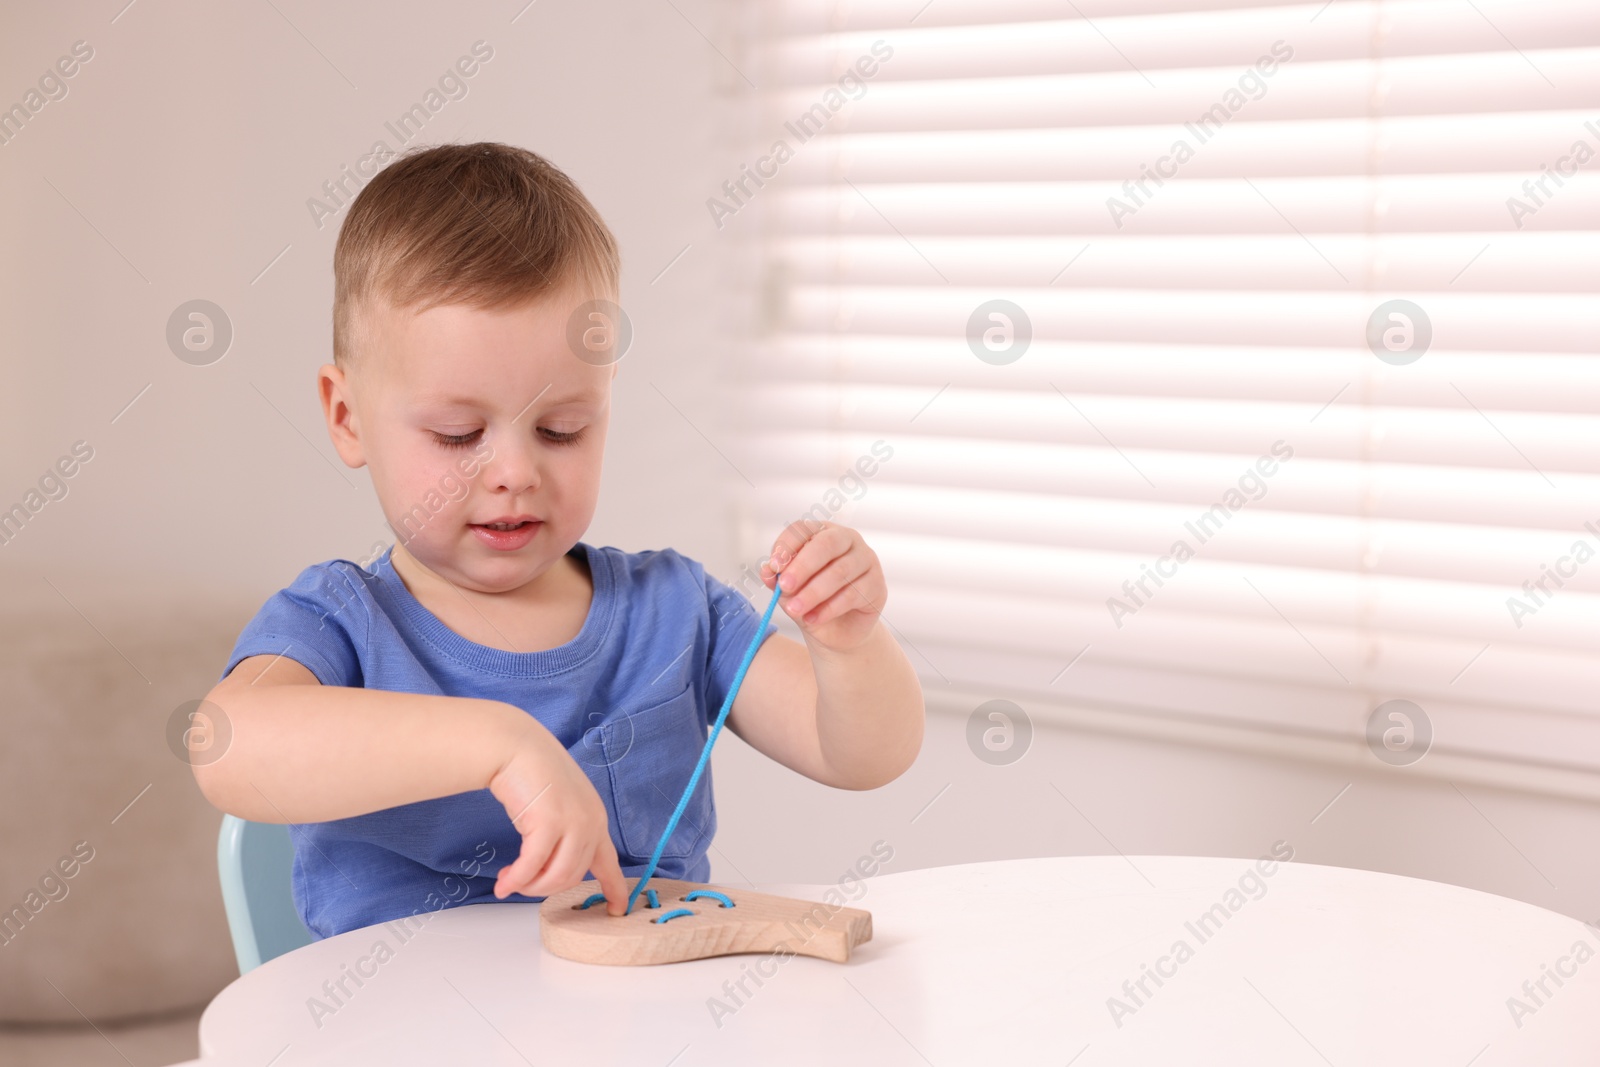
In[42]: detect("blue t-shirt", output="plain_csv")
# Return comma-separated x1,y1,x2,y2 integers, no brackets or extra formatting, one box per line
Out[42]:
218,541,777,939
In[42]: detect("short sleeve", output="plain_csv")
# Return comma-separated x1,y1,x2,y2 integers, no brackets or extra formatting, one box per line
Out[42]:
699,563,780,725
219,563,371,688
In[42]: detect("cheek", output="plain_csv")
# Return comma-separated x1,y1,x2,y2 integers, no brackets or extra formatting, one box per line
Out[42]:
547,445,604,508
380,438,466,518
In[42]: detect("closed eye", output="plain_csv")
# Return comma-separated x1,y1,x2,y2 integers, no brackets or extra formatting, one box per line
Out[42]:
430,428,585,449
431,430,482,449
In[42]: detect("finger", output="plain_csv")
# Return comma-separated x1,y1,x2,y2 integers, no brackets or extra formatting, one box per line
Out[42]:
800,579,882,627
769,518,828,573
784,550,873,619
588,835,630,917
776,524,850,594
495,824,560,899
520,832,589,898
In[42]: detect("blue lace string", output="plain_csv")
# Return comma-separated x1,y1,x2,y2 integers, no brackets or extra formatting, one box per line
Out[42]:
623,578,785,915
685,889,734,908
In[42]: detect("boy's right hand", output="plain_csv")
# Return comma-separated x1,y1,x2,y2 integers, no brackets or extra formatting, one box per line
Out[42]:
486,714,630,916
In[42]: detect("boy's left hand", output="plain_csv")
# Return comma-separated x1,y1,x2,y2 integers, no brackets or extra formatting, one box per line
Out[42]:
759,520,886,653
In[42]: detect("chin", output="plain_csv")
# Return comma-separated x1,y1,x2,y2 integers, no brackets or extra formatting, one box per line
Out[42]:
462,542,556,573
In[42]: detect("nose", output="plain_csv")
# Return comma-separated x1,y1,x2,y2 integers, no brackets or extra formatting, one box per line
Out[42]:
480,427,541,496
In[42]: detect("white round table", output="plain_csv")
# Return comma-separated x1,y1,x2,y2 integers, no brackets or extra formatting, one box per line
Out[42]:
195,856,1600,1065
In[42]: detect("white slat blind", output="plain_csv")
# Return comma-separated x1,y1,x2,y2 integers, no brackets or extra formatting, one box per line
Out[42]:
735,0,1600,771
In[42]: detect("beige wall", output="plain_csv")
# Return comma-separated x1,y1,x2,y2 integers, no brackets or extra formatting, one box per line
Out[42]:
0,0,750,595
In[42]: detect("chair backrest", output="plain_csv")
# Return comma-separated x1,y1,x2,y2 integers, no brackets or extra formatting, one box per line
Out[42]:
217,814,315,974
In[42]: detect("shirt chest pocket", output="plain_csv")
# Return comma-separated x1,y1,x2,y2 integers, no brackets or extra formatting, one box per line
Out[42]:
598,683,716,865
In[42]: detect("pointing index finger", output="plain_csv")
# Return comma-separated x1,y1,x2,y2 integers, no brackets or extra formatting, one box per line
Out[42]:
591,836,629,917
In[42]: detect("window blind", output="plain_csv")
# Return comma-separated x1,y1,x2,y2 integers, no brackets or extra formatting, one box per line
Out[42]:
735,0,1600,773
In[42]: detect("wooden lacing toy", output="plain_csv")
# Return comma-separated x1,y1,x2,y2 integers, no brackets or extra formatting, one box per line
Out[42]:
541,877,872,966
540,577,874,966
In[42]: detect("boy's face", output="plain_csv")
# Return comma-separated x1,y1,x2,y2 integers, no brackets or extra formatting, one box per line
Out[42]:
319,285,618,595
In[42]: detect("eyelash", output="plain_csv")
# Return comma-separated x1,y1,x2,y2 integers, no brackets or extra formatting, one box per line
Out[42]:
431,429,585,449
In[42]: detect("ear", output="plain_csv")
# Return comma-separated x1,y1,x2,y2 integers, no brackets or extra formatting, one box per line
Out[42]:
318,363,368,469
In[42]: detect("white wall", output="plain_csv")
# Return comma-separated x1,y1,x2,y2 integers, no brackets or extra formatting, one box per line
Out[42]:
714,695,1600,926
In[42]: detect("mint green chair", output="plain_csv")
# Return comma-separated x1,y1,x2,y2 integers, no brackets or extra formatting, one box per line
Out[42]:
217,814,316,974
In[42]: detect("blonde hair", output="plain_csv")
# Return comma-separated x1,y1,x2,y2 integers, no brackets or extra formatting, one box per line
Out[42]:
332,141,619,371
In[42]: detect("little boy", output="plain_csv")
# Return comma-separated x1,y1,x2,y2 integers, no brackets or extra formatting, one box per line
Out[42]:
196,142,924,939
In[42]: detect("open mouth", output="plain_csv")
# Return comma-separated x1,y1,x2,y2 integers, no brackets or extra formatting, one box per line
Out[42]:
469,519,541,550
